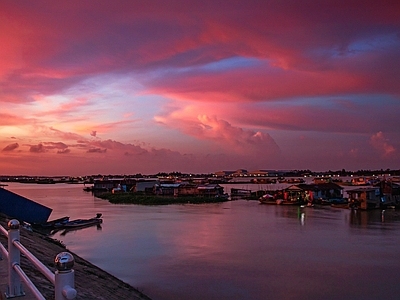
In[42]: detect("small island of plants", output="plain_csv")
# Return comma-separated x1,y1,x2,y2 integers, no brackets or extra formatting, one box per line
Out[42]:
96,192,230,205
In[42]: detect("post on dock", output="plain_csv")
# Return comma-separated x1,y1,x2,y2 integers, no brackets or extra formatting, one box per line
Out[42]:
55,252,77,300
6,219,25,298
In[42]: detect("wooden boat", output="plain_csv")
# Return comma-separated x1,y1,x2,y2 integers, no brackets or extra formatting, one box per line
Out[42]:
32,216,70,229
55,213,103,229
83,186,94,192
259,194,275,204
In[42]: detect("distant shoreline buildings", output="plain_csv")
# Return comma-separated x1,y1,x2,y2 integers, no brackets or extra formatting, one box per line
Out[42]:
1,168,400,185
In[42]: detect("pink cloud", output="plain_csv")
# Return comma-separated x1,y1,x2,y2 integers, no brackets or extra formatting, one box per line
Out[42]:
25,141,69,154
2,143,19,152
1,1,399,105
156,113,280,156
87,148,107,154
48,127,85,141
1,2,399,174
42,142,68,150
225,99,400,134
57,149,71,154
29,143,46,153
0,113,31,126
146,51,400,103
370,132,396,157
34,97,93,118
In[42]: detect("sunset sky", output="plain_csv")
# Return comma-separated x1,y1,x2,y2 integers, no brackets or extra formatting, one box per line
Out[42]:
1,1,400,176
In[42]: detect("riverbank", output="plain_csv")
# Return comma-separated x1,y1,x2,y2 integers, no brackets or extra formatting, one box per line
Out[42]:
96,192,230,205
0,216,151,300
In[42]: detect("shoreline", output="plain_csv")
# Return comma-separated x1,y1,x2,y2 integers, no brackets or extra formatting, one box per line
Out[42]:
0,216,152,300
96,191,230,204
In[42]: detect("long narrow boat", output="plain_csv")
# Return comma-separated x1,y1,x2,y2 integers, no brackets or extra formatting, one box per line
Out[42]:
55,214,103,229
32,216,70,229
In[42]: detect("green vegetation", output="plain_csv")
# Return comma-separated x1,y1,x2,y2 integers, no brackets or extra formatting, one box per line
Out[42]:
96,192,229,205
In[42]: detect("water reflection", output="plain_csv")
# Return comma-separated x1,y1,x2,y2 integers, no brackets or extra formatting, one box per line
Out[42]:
300,211,305,226
59,224,102,236
6,183,400,300
350,208,400,228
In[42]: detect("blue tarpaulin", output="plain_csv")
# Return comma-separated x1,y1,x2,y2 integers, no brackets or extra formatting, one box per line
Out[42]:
0,188,52,224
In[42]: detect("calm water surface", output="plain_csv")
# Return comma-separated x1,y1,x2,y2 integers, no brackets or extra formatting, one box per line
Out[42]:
6,183,400,300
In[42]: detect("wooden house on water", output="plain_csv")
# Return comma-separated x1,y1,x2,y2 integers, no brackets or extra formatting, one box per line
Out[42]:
197,184,224,198
284,183,344,203
378,180,400,207
347,187,380,210
154,183,198,196
347,181,400,209
154,183,224,198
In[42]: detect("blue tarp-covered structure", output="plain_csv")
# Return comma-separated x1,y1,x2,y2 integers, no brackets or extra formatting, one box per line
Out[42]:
0,188,52,224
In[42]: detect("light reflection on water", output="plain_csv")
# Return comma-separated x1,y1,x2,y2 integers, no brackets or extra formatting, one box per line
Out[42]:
6,183,400,300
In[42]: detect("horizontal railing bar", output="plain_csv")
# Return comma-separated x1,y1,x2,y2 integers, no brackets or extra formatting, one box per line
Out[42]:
13,263,46,300
13,240,55,284
0,242,8,259
0,224,8,237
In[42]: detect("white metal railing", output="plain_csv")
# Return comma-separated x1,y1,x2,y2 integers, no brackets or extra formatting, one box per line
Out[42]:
0,219,77,300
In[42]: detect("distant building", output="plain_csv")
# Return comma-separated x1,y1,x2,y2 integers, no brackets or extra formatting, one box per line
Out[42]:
248,170,286,177
248,170,269,176
232,169,248,177
136,180,159,192
313,177,332,184
351,177,367,186
214,171,235,177
197,184,224,197
93,178,136,191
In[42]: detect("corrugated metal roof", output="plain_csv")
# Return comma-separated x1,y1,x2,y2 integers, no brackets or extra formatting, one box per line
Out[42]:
0,188,52,224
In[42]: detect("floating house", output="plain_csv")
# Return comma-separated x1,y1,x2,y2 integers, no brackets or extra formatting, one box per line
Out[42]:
284,183,344,203
155,183,177,196
347,187,380,209
378,180,400,207
135,180,159,193
154,183,224,197
92,178,137,192
197,184,224,197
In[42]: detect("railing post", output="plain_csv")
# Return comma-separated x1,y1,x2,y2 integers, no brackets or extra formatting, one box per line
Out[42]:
6,219,25,298
54,252,77,300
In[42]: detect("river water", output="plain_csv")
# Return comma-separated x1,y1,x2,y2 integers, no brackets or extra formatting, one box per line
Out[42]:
5,182,400,300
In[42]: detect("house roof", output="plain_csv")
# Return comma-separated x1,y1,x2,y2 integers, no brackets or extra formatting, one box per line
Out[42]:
197,184,222,190
0,188,52,224
157,183,182,188
286,185,304,191
347,187,378,193
295,183,343,191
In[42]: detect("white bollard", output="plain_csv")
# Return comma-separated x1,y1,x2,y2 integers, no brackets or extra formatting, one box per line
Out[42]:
54,252,77,300
6,219,25,298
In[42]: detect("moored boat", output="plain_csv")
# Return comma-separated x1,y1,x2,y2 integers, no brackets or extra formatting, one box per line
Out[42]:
259,194,277,204
32,216,70,229
55,213,103,229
